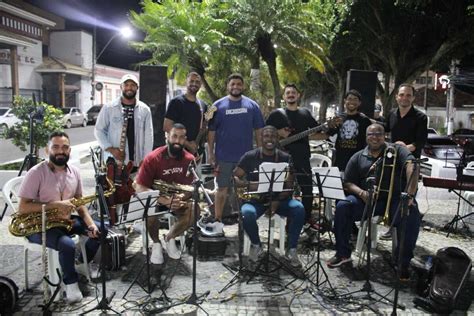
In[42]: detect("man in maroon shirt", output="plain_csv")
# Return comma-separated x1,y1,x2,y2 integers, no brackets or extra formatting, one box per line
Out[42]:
135,123,195,264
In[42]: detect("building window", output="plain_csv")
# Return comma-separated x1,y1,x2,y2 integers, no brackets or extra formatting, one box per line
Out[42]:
106,88,112,103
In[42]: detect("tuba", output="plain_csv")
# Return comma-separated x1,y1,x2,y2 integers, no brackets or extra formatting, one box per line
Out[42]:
9,183,115,237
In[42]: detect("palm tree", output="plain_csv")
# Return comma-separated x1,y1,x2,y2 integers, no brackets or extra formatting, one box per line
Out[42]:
129,0,232,101
225,0,327,108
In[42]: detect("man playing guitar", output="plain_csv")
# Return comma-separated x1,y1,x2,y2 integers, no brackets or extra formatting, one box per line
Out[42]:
266,84,327,231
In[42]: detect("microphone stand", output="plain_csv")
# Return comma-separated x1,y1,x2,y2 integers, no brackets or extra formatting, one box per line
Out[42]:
339,177,403,310
81,174,120,315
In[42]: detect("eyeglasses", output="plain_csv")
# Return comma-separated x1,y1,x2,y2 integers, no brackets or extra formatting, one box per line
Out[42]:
367,132,384,137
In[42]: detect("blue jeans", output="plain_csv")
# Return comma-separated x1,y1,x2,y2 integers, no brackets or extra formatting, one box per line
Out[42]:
241,199,305,249
334,195,421,266
27,215,105,285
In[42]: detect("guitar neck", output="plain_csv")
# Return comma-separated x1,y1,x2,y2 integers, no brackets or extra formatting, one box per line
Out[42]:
118,107,133,167
279,124,327,147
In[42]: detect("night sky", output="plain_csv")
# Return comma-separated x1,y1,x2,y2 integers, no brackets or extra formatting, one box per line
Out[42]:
25,0,150,70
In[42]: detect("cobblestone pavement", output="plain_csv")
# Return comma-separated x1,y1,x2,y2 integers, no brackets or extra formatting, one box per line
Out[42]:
0,157,472,315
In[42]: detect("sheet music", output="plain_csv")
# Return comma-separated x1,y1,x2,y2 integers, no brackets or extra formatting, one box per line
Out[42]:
256,162,288,193
312,167,346,200
118,190,160,223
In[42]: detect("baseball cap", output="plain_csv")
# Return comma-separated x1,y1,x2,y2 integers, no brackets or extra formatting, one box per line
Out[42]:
120,74,139,85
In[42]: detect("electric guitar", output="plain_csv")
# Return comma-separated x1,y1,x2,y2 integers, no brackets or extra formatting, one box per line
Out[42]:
106,106,135,225
278,117,342,148
194,104,217,163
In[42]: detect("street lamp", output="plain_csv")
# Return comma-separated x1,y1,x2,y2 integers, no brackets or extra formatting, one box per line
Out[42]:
91,26,133,101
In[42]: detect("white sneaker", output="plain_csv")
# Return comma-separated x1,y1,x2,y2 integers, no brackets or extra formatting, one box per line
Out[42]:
65,282,83,304
150,242,164,264
200,221,225,236
163,238,181,260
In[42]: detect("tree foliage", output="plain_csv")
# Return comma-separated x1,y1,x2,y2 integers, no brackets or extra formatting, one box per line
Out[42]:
4,96,64,155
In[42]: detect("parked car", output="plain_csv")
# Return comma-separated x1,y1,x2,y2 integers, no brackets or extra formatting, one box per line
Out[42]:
60,107,88,128
0,107,21,135
86,105,103,125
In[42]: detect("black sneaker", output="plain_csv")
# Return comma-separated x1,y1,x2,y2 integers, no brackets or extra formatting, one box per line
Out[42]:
380,230,392,240
326,255,352,268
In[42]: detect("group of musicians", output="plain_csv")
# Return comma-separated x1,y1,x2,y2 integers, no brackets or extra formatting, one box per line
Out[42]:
14,72,428,304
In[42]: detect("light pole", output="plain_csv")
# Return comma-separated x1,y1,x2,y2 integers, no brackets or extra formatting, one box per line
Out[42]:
91,26,133,102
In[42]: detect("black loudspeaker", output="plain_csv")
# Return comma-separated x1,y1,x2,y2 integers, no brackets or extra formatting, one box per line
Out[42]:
139,65,168,148
346,69,377,118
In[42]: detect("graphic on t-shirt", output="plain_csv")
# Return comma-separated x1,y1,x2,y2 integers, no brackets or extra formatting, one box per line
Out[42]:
163,167,184,176
340,119,359,140
225,108,248,115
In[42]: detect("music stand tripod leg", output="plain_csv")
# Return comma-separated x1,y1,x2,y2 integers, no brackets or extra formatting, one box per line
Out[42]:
81,178,120,315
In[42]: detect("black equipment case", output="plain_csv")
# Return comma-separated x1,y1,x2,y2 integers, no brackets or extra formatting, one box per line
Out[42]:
103,230,126,271
197,232,227,261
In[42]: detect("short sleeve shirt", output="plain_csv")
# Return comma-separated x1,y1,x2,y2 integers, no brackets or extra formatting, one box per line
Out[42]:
18,161,82,202
208,96,265,163
135,146,194,189
165,95,207,141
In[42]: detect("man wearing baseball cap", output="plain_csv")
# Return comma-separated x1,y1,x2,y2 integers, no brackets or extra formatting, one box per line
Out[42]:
95,73,153,170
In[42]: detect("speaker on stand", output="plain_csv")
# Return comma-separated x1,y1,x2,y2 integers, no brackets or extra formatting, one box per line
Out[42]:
139,65,168,149
346,69,378,118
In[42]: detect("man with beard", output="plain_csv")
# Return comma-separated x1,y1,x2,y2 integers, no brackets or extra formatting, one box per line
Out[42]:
327,124,421,281
18,132,104,304
234,125,305,267
135,124,195,264
95,73,153,171
164,72,208,155
207,73,265,233
266,84,324,231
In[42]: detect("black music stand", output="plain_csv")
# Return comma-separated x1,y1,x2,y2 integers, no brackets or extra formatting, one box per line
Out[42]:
218,177,252,293
119,191,170,299
149,164,212,315
295,167,344,293
81,174,120,315
338,177,402,311
245,163,299,283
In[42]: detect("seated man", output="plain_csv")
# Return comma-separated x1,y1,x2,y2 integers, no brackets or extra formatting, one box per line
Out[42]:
135,123,196,264
18,131,103,304
327,124,421,281
234,125,305,267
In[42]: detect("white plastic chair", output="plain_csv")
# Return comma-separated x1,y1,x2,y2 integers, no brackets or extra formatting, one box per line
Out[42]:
355,216,380,267
2,176,91,294
310,154,335,221
243,215,286,256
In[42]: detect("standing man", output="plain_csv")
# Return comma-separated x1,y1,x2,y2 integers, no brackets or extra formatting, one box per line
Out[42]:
266,84,324,231
324,89,372,173
386,83,428,159
135,124,195,264
163,72,208,155
374,104,385,124
327,124,421,281
17,132,104,304
95,73,153,170
234,126,305,266
207,73,265,232
382,83,427,240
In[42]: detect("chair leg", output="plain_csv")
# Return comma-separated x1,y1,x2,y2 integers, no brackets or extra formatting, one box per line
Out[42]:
278,216,286,255
371,222,378,250
243,233,250,256
142,220,148,255
24,247,29,291
78,236,91,282
48,249,63,301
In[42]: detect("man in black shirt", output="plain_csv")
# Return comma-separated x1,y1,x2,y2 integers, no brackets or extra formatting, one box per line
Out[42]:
327,124,421,281
324,89,372,173
386,84,428,158
164,72,208,155
234,125,305,267
266,84,324,231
